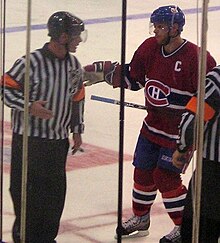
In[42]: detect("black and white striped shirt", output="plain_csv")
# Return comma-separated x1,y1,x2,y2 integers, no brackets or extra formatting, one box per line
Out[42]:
4,43,84,140
177,65,220,162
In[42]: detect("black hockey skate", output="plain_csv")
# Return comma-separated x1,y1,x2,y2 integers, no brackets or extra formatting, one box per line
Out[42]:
114,213,150,239
160,226,181,243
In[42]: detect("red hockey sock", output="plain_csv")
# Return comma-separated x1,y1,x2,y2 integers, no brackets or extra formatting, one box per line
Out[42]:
132,168,157,216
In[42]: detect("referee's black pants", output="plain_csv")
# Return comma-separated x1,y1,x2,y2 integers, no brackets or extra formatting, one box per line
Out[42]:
181,159,220,243
10,133,69,243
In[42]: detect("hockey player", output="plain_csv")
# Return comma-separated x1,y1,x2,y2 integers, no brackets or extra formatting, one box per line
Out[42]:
1,11,86,242
172,65,220,242
83,5,216,243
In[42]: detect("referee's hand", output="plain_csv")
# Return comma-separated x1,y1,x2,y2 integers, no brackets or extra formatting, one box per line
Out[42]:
29,100,53,119
72,133,82,155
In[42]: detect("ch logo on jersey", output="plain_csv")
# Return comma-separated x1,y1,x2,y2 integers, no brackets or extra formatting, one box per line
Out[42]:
145,79,170,107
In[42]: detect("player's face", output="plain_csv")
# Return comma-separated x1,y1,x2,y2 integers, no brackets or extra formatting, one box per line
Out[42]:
152,23,170,45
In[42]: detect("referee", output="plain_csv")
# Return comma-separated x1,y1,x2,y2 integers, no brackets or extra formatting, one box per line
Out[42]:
172,65,220,242
2,11,87,242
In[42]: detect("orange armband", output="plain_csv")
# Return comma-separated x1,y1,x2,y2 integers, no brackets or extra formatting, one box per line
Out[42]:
73,85,85,102
1,74,20,89
186,96,216,122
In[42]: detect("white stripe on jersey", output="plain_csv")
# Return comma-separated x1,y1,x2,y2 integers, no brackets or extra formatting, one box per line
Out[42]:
144,120,178,139
179,65,220,162
4,44,83,140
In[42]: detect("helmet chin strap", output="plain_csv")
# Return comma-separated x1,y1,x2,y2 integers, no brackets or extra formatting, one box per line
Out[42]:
64,38,72,52
162,35,171,46
162,30,179,46
65,44,70,52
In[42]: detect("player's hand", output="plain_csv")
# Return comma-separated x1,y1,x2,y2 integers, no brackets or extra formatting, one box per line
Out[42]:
83,61,120,86
29,100,53,119
173,148,194,174
172,150,186,170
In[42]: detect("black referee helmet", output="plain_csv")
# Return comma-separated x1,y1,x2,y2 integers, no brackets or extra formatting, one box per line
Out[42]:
47,11,86,40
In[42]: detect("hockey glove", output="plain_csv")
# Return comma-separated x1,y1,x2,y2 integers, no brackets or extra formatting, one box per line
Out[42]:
83,61,120,87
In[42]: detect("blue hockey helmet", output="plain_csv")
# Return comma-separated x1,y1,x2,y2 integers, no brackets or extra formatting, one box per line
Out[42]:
150,5,185,33
47,11,87,42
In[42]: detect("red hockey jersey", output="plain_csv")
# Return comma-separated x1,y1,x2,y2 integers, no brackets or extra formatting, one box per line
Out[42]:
128,37,216,148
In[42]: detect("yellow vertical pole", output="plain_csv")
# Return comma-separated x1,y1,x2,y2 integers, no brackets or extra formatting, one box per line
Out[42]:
20,1,31,242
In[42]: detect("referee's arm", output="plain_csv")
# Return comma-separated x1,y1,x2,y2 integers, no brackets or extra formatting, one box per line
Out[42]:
71,84,85,134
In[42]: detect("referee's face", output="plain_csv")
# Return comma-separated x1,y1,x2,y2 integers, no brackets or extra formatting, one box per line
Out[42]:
67,35,82,53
